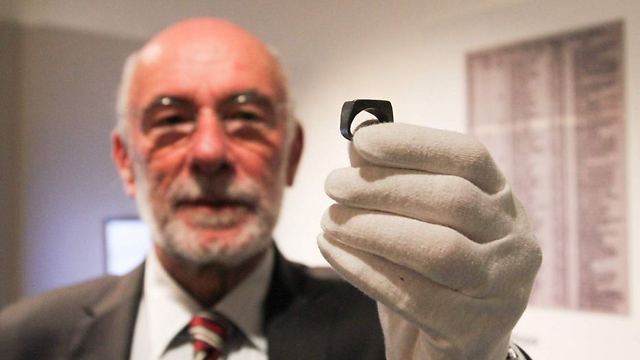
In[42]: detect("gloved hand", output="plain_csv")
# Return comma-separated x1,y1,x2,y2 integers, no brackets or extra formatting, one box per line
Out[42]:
318,123,542,360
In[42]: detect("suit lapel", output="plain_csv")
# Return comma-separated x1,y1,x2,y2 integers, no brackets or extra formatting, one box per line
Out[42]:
64,251,340,359
265,250,336,360
69,265,144,359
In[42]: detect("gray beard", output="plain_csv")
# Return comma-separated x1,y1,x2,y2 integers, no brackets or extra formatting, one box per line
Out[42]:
158,210,275,267
133,166,284,267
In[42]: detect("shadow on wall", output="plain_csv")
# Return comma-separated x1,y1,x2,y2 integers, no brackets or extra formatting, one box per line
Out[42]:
0,21,142,304
0,20,22,307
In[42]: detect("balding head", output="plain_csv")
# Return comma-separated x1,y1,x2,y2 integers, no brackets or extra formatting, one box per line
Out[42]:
116,18,291,140
111,17,303,269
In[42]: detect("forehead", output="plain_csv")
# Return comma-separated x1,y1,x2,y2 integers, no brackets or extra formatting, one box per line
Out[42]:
130,30,285,107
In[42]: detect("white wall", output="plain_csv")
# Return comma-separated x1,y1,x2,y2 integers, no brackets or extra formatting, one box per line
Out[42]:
4,0,639,358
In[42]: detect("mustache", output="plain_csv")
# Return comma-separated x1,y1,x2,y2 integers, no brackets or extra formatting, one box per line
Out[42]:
167,177,261,208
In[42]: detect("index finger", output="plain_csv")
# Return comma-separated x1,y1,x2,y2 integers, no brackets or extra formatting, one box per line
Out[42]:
352,123,506,194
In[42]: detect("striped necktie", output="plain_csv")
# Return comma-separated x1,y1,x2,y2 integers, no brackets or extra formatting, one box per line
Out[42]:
189,311,229,360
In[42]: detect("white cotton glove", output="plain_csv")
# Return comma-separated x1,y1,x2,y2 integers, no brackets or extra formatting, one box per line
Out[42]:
318,123,542,360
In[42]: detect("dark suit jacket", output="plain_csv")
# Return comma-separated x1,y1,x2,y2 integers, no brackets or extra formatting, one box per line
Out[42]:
0,252,385,359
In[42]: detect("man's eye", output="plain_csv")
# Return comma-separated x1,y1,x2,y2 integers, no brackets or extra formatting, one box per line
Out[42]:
231,111,264,122
155,114,188,126
149,107,196,128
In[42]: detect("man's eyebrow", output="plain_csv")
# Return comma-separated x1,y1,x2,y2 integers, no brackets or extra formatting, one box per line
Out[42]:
139,96,194,120
145,95,193,110
221,91,277,109
141,92,281,116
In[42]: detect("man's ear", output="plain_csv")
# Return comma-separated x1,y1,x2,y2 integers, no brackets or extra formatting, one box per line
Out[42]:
286,122,304,186
112,131,136,197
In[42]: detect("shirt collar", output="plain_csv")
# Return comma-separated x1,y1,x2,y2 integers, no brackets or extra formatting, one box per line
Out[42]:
143,247,274,359
216,248,273,353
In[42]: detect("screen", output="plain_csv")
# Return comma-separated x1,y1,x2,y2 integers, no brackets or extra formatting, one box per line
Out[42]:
104,218,151,275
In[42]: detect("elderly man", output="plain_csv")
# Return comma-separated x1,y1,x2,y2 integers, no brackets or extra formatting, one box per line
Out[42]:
0,18,540,360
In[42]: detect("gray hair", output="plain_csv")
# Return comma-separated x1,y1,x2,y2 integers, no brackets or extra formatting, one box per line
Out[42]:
114,51,140,143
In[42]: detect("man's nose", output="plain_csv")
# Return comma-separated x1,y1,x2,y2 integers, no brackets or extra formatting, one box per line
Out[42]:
189,109,231,174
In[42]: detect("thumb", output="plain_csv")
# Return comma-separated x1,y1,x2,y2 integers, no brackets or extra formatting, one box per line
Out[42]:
348,142,371,167
348,119,381,167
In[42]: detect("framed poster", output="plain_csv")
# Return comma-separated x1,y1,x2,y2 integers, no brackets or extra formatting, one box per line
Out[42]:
467,21,628,314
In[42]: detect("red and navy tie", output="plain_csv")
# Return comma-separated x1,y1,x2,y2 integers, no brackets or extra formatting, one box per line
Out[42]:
189,311,228,360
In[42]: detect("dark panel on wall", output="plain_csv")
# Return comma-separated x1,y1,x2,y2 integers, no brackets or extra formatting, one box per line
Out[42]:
15,25,141,298
0,21,21,306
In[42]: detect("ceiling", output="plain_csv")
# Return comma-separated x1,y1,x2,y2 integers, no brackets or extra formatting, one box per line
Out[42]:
2,0,528,40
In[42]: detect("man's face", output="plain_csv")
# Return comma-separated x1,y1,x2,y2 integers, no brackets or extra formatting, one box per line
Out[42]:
114,27,300,266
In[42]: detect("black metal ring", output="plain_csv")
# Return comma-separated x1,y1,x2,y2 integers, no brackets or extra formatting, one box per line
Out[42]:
340,99,394,140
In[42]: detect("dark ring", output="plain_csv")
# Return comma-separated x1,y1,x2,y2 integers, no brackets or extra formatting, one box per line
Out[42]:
340,99,394,140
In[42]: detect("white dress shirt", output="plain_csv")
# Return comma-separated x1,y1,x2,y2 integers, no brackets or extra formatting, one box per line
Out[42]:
129,248,274,360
